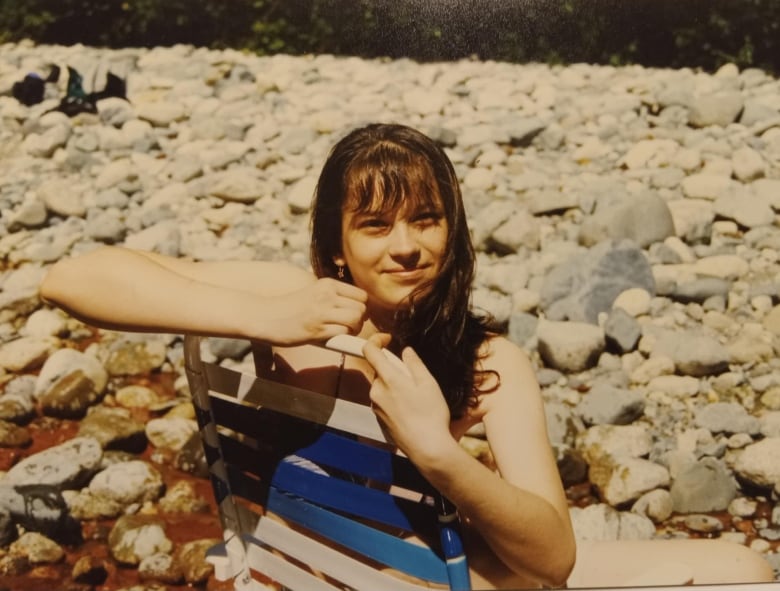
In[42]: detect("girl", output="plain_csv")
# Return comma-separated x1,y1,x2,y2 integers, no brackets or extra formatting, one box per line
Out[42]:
41,123,773,588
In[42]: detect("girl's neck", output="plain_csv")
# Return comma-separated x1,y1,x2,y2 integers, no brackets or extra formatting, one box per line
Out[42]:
359,307,397,339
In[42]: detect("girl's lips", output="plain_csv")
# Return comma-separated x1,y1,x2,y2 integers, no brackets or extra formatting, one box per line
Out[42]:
384,266,429,280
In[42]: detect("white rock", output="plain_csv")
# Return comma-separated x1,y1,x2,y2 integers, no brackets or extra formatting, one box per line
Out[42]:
733,437,780,488
680,173,734,200
35,347,108,397
537,320,605,373
89,461,164,504
732,146,766,181
0,337,57,372
612,287,651,317
145,417,199,451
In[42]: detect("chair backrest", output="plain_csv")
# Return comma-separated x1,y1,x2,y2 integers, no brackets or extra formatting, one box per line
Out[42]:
183,335,471,591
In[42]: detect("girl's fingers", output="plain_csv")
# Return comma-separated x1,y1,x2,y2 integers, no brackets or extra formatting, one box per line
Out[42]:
402,346,428,373
334,280,368,302
367,332,392,348
362,340,396,381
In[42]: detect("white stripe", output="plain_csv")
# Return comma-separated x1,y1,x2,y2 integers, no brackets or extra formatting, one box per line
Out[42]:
251,517,432,591
246,544,342,591
328,398,388,442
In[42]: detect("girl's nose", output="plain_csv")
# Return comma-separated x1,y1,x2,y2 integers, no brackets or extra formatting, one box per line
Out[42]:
388,223,419,257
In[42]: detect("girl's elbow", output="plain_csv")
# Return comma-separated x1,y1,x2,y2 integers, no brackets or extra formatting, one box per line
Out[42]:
538,533,576,588
39,261,67,304
551,536,577,588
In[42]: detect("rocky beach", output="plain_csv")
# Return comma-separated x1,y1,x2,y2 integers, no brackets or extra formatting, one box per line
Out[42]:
1,40,780,588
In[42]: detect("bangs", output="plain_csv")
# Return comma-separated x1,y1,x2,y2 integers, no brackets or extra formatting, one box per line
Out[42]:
343,148,443,215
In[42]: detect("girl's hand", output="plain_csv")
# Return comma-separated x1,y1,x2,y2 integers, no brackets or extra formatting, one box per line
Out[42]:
264,278,367,345
362,338,455,466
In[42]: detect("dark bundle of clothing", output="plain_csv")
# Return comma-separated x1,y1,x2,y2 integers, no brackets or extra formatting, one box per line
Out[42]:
12,64,60,106
12,65,129,117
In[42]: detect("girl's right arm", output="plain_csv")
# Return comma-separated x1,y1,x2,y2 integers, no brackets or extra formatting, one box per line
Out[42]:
39,246,367,345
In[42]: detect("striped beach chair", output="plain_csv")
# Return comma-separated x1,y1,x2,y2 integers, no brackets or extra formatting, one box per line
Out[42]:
183,335,471,591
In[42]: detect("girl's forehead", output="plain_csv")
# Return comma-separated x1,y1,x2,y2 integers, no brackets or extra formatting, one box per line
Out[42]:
344,190,443,216
344,175,443,212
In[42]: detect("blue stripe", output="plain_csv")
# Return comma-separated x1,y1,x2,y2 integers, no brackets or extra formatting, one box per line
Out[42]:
267,487,449,584
294,432,434,493
271,461,436,533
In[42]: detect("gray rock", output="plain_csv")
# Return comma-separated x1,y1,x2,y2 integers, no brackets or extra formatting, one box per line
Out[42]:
578,383,644,426
603,307,641,353
569,503,656,542
664,277,731,303
540,239,656,323
579,192,675,249
487,210,540,254
683,514,724,534
85,208,127,243
537,320,605,373
670,457,738,513
507,311,538,347
3,436,103,489
206,168,266,203
647,328,730,377
694,402,761,435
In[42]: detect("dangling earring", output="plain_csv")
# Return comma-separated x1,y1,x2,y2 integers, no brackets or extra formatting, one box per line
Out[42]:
337,265,345,279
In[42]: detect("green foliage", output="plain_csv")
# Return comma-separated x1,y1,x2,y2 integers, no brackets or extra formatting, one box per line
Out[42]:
0,0,777,75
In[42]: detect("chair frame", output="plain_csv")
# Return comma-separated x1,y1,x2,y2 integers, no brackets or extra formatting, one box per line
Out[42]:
183,335,471,591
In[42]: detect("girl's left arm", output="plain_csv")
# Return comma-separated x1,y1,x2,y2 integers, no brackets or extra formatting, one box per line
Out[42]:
363,336,576,587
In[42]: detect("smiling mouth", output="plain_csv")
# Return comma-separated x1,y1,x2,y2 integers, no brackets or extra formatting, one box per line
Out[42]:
385,266,429,279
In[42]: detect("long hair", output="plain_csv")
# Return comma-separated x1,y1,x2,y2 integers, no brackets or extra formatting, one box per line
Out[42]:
310,123,495,418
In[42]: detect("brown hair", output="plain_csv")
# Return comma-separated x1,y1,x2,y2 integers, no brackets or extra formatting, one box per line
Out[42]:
310,123,495,418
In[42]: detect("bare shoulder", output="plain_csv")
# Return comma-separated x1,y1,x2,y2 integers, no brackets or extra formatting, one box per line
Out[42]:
474,335,542,415
478,335,535,379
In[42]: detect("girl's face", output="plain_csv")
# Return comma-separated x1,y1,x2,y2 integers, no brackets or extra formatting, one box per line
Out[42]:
336,196,448,317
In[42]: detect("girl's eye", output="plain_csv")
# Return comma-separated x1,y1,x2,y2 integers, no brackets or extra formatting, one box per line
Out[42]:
412,212,442,225
360,218,389,229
